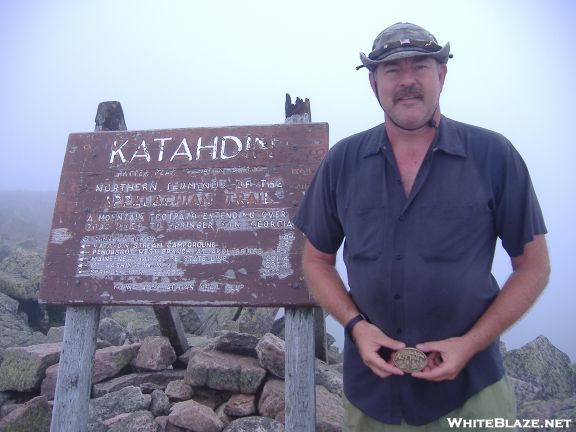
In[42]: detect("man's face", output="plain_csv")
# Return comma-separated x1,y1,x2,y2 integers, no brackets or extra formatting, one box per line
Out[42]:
369,56,447,130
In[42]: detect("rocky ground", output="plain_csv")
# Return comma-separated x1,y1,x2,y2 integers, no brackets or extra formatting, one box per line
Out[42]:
0,302,574,431
0,191,574,430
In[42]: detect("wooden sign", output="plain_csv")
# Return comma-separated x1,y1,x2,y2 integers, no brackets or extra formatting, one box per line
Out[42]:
40,123,328,306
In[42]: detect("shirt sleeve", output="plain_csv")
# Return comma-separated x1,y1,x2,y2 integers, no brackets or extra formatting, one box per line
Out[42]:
293,152,344,254
494,142,547,257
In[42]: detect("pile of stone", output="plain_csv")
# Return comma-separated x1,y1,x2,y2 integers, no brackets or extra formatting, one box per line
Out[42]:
0,328,343,432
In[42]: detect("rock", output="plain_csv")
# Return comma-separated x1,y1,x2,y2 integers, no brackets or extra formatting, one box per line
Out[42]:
92,369,185,397
186,350,266,394
110,307,161,341
316,385,344,432
315,360,343,396
0,395,52,431
257,380,344,431
215,331,259,358
167,399,224,432
518,396,576,427
0,342,61,392
107,410,161,432
132,336,177,371
40,363,59,400
93,343,140,383
236,308,279,337
150,389,171,417
0,291,46,362
215,403,235,425
257,379,285,421
256,333,285,379
223,416,285,432
98,317,128,346
46,326,65,343
88,385,151,424
191,387,232,410
509,376,541,407
0,246,44,301
504,335,576,400
191,307,241,337
140,382,164,394
224,394,256,417
165,379,194,401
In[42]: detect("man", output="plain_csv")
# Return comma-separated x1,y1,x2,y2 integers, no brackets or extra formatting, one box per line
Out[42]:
293,22,550,430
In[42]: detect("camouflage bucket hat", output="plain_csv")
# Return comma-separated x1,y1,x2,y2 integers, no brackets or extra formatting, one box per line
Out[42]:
358,22,452,71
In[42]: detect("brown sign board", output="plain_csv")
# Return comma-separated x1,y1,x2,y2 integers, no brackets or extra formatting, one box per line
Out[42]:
40,123,328,306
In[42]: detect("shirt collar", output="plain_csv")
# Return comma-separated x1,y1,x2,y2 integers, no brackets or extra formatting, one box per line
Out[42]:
362,116,467,158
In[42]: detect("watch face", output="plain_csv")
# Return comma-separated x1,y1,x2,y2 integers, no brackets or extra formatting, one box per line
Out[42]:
392,348,427,373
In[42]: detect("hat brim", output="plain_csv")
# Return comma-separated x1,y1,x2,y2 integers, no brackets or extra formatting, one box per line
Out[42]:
359,42,450,71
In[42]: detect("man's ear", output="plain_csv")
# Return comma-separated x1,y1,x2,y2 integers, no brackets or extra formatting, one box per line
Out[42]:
438,64,448,91
369,71,378,97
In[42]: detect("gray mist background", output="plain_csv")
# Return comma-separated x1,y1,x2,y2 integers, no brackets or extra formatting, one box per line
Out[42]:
1,0,574,359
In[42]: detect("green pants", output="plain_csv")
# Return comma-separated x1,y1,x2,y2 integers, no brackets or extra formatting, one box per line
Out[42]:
343,377,517,432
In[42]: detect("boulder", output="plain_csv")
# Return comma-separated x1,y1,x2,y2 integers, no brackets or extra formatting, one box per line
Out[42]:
107,410,161,432
40,363,59,400
88,385,151,425
150,389,171,417
215,331,259,358
518,396,576,425
257,379,285,421
167,399,224,432
191,387,233,410
224,394,257,417
256,333,285,379
315,360,343,396
0,342,61,392
110,307,161,341
92,369,185,397
504,335,576,400
93,343,140,383
316,385,344,432
45,326,65,343
132,336,176,371
236,307,278,337
0,291,46,362
223,416,285,432
509,376,541,407
186,350,266,394
191,307,241,337
98,317,128,346
0,395,52,432
165,379,194,401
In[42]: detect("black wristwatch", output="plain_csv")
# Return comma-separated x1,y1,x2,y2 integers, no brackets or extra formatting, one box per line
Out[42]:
345,313,367,343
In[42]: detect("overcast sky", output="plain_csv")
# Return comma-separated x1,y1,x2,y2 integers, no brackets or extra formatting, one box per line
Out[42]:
1,0,574,359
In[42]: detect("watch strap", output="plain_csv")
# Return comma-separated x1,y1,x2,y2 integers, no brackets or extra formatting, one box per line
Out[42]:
345,313,367,343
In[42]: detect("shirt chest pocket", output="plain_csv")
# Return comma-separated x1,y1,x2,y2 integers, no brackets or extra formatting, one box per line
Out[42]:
416,203,492,262
344,206,389,260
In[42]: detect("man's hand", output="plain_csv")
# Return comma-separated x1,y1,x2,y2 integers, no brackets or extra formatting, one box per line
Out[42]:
352,320,406,379
411,337,475,381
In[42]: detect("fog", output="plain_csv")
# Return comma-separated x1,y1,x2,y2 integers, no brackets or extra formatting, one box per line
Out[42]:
1,0,574,359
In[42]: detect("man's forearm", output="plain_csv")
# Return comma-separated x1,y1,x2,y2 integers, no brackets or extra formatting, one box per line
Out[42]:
463,234,551,356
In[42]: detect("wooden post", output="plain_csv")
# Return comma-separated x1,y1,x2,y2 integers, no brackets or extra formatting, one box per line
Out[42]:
50,102,189,431
285,308,316,431
284,93,320,431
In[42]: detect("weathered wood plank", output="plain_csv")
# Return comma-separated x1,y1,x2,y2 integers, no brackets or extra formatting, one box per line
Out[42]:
284,94,319,431
50,306,100,432
154,306,189,355
285,307,316,432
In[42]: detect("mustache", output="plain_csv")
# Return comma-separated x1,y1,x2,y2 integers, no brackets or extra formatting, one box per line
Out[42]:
394,87,424,102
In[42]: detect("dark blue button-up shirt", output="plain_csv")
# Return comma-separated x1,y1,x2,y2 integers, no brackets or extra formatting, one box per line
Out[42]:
294,116,546,425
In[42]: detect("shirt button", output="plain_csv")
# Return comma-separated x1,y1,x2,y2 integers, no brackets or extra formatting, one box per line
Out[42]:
394,254,404,260
396,328,403,335
393,294,401,300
